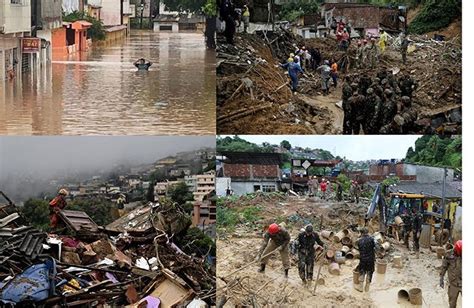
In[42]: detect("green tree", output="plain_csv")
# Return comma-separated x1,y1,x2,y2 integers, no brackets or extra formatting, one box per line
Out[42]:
162,0,216,49
63,11,106,41
405,146,416,161
21,199,50,231
168,182,194,205
279,0,323,22
280,140,292,151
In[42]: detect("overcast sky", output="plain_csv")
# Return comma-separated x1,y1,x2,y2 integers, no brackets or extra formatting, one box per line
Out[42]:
221,135,421,161
0,136,215,180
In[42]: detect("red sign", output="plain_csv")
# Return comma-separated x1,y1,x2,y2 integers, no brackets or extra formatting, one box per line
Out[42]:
22,38,41,53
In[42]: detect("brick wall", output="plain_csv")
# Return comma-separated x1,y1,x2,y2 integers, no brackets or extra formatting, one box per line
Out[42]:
224,163,279,179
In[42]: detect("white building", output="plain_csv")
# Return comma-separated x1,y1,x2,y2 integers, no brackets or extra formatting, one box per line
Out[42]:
0,0,31,80
193,171,215,202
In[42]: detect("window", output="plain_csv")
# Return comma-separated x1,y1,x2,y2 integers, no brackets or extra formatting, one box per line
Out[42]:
262,185,276,193
11,0,25,4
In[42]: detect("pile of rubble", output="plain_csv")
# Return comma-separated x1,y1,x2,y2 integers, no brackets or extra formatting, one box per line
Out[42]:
217,33,338,134
0,200,215,306
217,30,461,134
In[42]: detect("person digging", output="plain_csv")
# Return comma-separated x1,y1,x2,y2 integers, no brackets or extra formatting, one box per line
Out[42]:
354,227,376,292
257,223,291,278
440,240,462,308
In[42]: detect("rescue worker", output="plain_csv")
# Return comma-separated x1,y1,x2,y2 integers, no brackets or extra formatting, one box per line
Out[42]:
400,33,409,64
341,29,350,51
367,38,379,68
382,88,397,126
320,179,328,199
330,60,338,88
355,227,376,292
297,225,326,284
280,57,304,93
317,60,332,95
336,182,343,201
220,0,236,44
349,90,366,135
363,87,379,134
355,41,364,68
350,181,360,203
258,223,291,277
361,39,369,66
49,189,68,229
379,29,388,53
399,73,418,98
440,240,462,308
401,209,414,249
309,47,321,70
412,208,423,257
242,5,250,33
342,75,353,134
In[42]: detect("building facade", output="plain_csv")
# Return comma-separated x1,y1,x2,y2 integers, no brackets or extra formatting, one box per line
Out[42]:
0,0,31,80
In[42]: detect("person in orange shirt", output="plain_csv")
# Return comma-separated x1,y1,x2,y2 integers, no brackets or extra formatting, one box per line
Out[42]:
330,60,338,88
49,189,68,229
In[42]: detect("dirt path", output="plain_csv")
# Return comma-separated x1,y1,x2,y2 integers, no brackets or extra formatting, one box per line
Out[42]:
299,88,344,134
217,195,461,307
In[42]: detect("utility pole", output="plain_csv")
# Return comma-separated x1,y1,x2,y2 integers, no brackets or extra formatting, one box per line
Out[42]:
140,0,145,29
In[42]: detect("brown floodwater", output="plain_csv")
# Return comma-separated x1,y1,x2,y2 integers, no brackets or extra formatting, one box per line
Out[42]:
0,31,216,135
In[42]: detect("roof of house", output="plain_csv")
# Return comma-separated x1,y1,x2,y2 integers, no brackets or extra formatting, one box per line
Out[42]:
387,181,462,199
220,152,282,165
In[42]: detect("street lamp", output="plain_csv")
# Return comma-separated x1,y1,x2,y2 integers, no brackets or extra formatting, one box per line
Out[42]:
139,4,145,29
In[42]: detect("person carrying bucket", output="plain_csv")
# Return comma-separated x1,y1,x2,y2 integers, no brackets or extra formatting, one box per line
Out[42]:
440,240,462,308
354,227,376,292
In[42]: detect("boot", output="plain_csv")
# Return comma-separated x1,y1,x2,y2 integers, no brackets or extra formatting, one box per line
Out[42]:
354,282,363,292
365,276,371,292
284,269,289,278
258,264,265,273
302,278,307,285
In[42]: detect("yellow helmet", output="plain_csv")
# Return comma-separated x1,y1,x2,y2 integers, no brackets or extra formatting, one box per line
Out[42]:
287,57,294,63
59,189,69,196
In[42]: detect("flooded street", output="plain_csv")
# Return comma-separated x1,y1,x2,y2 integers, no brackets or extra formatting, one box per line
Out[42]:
0,31,215,135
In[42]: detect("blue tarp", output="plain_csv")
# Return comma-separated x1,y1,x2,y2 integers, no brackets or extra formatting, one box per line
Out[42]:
0,258,56,304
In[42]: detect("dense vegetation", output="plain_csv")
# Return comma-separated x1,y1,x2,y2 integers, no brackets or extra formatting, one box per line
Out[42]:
21,197,116,231
278,0,322,22
405,135,461,169
63,11,106,41
409,0,461,34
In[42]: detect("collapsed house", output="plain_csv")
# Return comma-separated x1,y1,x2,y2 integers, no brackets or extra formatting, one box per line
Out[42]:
0,193,216,307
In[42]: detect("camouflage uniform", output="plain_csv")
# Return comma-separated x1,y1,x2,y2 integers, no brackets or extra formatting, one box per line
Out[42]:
357,234,376,286
349,91,366,135
401,213,414,249
382,89,397,126
363,87,381,134
342,80,354,134
412,212,423,252
399,74,418,98
297,231,325,281
440,250,462,308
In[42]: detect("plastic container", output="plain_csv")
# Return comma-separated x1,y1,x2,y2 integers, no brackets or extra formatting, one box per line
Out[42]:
376,259,388,274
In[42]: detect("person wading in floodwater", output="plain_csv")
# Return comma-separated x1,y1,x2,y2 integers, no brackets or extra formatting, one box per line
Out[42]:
134,58,152,71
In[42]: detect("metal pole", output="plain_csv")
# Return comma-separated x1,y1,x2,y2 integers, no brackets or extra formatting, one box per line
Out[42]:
442,167,447,220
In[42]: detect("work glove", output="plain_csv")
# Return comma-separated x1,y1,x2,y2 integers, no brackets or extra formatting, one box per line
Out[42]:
439,277,444,289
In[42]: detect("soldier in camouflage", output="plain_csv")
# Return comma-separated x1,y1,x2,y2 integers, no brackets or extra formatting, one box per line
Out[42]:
355,227,376,292
342,75,354,134
296,224,326,284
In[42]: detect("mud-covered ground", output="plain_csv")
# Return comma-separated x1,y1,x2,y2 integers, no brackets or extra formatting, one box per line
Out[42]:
217,30,461,135
216,195,461,307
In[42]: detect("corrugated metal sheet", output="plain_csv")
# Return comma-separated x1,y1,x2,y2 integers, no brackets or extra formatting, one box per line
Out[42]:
58,210,99,233
105,205,153,234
